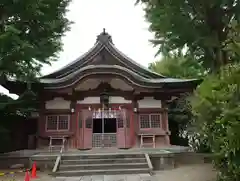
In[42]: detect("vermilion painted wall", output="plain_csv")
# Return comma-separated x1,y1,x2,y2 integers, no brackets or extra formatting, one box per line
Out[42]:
36,103,170,149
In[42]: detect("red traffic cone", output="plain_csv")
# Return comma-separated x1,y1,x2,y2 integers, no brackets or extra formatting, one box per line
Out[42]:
31,162,38,179
24,170,30,181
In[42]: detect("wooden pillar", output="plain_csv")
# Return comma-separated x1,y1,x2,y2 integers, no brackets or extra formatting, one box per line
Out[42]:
162,100,170,145
130,110,135,147
131,99,137,147
37,100,45,148
75,104,84,149
69,99,77,149
75,96,85,149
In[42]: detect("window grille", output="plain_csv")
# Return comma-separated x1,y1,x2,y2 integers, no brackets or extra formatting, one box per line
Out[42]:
139,114,150,128
139,114,161,128
46,115,70,131
58,115,69,130
150,114,161,128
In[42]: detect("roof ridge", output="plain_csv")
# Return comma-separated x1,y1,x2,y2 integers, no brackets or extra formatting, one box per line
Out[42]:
41,30,165,79
107,41,165,78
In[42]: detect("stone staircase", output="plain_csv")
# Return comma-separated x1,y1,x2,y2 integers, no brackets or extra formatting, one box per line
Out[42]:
54,153,151,176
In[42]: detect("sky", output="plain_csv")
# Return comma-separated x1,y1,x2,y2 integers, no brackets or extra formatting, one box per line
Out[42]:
0,0,159,98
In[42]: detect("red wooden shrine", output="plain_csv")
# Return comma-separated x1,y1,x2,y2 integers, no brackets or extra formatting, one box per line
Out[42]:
2,30,199,150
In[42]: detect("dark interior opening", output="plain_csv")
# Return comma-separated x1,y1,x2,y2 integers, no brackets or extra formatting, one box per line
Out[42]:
92,118,117,133
104,118,117,133
93,119,102,133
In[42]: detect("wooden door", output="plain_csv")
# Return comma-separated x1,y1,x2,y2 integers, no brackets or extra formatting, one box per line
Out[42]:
117,109,130,148
83,109,93,149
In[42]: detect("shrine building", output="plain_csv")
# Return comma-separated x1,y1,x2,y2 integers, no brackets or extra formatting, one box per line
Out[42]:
2,30,199,150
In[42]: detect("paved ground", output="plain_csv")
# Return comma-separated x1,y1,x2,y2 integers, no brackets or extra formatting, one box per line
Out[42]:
0,164,216,181
28,146,189,157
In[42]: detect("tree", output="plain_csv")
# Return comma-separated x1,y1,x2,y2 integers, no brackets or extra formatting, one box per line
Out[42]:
137,0,240,70
189,63,240,180
0,94,26,152
149,54,206,146
0,0,71,81
149,53,206,78
138,1,240,180
0,0,71,151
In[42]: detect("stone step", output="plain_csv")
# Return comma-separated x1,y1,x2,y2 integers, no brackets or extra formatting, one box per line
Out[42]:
62,153,144,160
55,168,150,177
61,157,146,164
59,162,148,171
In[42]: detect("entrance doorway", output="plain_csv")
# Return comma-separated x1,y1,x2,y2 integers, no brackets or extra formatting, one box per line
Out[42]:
104,118,117,133
92,118,117,147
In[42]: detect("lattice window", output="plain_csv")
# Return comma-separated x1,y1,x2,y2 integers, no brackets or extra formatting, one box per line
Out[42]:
46,115,58,130
139,114,161,128
150,114,161,128
58,115,69,130
46,115,70,131
139,114,150,128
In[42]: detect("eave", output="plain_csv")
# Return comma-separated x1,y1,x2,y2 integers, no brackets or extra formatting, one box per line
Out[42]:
40,65,200,90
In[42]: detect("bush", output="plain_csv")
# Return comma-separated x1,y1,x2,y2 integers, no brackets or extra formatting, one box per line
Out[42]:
190,63,240,181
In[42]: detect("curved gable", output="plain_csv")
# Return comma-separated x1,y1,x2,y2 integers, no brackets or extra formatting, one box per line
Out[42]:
41,29,165,80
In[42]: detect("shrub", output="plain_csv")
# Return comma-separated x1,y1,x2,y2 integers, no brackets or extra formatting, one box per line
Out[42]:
190,63,240,181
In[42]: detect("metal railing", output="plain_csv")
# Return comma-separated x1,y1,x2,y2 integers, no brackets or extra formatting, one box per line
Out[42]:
144,153,153,175
52,139,66,173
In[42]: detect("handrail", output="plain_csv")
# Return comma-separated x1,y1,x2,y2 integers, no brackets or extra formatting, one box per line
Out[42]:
52,139,65,173
144,153,153,175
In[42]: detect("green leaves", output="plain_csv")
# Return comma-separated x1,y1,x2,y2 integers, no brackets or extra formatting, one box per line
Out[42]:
149,53,206,79
0,0,71,81
137,0,240,70
149,53,204,146
190,63,240,180
0,0,71,123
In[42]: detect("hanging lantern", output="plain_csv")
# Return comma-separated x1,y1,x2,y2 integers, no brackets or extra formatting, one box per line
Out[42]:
100,90,109,108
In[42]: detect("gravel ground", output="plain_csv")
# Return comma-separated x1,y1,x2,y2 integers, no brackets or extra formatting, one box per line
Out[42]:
0,163,217,181
154,164,217,181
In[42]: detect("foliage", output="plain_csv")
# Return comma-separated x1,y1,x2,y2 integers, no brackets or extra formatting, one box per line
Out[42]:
137,0,240,70
189,63,240,180
0,92,38,153
0,88,38,116
0,0,71,146
0,94,25,152
149,53,207,78
149,54,205,145
0,0,71,152
139,0,240,180
167,94,193,146
0,0,71,81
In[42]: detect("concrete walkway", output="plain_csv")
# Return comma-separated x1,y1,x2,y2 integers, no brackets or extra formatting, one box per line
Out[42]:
55,174,154,181
0,164,216,181
51,164,216,181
